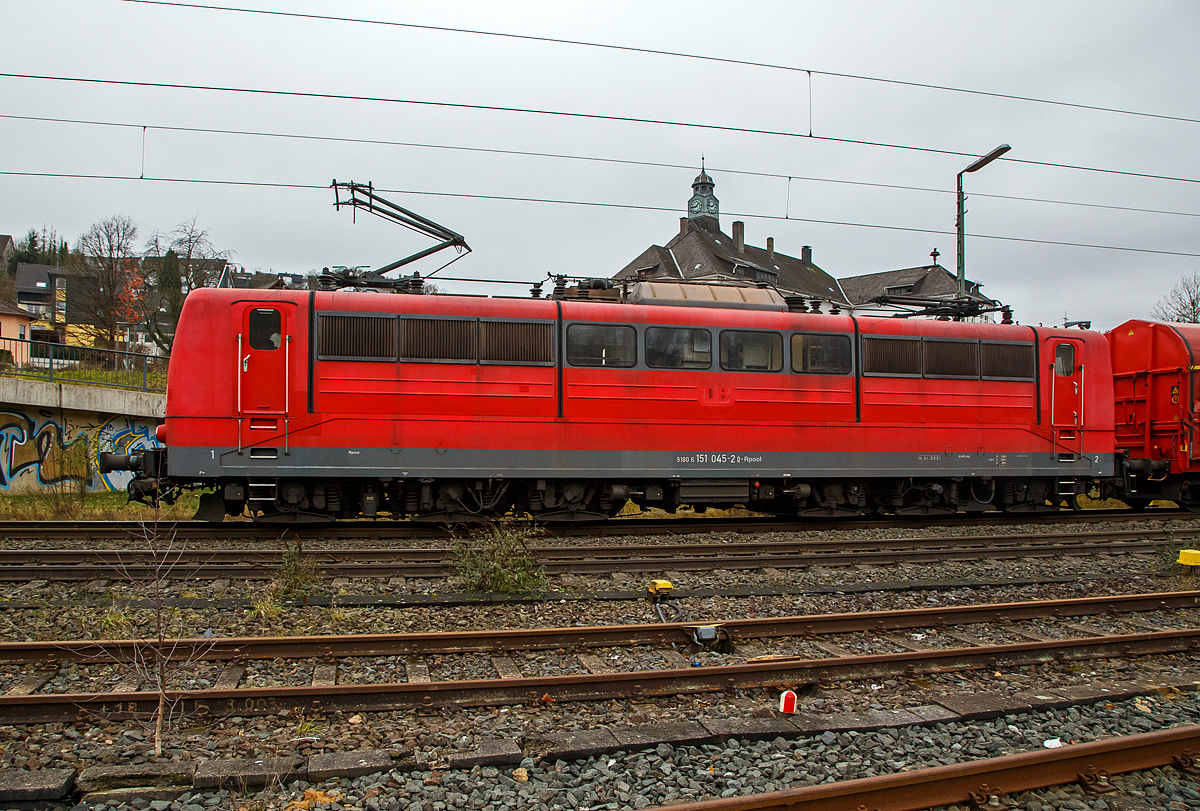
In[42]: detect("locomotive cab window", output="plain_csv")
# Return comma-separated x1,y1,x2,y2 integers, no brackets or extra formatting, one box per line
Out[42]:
791,333,852,374
248,308,282,350
1054,343,1076,376
645,327,711,369
720,331,782,372
566,324,636,367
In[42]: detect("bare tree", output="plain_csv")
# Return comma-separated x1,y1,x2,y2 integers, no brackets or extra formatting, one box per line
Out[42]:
142,219,231,353
72,215,145,347
170,217,230,293
1151,272,1200,323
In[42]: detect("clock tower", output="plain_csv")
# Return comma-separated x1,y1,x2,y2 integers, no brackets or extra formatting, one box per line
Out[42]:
687,167,719,223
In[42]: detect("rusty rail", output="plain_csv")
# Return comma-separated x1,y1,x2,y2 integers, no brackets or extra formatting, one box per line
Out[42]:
662,724,1200,811
0,535,1169,580
3,590,1197,664
0,507,1187,544
0,627,1197,723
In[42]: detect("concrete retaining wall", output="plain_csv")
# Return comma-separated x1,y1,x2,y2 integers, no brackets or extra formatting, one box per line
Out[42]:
0,377,165,494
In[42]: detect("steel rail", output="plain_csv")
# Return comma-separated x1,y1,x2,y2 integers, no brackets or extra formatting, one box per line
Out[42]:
0,527,1175,563
4,590,1197,664
0,540,1166,581
0,507,1186,543
1,628,1197,723
661,724,1200,811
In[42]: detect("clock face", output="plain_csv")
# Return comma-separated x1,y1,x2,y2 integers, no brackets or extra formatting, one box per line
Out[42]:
689,197,702,214
706,197,718,213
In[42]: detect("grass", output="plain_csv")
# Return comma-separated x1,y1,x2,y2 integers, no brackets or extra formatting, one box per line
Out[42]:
0,490,202,521
272,539,321,598
0,368,165,392
452,521,548,593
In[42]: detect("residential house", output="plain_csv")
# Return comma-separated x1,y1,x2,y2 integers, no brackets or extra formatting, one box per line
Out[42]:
612,170,850,307
216,267,307,289
0,299,34,366
13,262,72,341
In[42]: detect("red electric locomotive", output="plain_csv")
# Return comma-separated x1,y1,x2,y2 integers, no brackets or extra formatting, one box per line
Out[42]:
109,281,1116,521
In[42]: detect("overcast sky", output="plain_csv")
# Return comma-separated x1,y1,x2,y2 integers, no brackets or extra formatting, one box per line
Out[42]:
2,0,1198,330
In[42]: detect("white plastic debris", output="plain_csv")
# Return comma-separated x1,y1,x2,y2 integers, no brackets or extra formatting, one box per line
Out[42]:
1043,738,1063,748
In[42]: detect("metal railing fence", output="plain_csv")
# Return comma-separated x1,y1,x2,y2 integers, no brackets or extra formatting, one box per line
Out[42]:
0,337,167,392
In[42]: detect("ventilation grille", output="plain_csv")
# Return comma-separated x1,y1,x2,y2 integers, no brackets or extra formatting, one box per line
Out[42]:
400,318,477,361
318,315,397,360
862,337,920,375
982,342,1035,379
924,340,979,378
480,321,554,364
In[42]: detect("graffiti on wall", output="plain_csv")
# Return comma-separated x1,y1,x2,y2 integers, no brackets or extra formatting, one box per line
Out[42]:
0,407,160,493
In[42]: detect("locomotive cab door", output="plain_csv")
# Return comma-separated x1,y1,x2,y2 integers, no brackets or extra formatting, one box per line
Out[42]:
1050,339,1084,455
238,305,291,417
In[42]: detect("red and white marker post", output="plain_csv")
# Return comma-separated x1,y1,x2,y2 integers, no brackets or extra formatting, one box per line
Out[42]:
778,689,797,714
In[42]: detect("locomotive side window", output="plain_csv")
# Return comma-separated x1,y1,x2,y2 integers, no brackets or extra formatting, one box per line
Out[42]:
862,336,920,376
981,342,1035,379
248,308,281,350
317,314,397,361
924,339,979,378
400,318,477,362
645,327,711,369
480,321,554,364
720,331,783,372
791,333,852,374
566,324,636,367
1054,343,1075,376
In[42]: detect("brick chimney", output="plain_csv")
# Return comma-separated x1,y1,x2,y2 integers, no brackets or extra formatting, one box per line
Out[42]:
767,237,774,258
801,245,812,264
732,221,745,253
679,217,688,236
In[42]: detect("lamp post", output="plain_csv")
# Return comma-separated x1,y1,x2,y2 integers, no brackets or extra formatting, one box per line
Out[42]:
956,143,1011,300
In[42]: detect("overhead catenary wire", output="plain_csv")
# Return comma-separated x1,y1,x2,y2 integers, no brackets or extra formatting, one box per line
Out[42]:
2,72,1198,186
2,168,1197,259
2,111,1197,221
118,0,1200,126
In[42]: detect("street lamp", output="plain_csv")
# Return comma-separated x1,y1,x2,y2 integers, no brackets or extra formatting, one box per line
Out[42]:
956,143,1010,300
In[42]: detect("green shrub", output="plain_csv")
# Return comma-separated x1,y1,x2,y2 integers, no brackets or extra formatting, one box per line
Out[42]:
452,521,547,593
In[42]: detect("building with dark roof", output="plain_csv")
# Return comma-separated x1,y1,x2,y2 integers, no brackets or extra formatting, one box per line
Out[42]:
216,267,308,290
13,262,74,338
838,255,999,319
612,171,849,306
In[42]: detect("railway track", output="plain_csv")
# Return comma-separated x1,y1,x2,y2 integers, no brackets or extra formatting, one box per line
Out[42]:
664,724,1200,811
0,506,1189,545
2,590,1197,724
0,527,1173,581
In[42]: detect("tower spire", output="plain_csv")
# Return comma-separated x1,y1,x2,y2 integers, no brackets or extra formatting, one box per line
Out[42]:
687,165,718,222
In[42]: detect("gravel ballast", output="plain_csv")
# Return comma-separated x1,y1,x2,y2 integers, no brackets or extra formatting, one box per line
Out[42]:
3,517,1200,809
